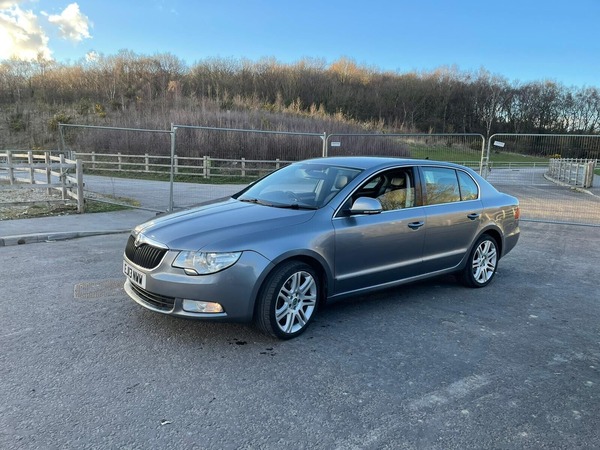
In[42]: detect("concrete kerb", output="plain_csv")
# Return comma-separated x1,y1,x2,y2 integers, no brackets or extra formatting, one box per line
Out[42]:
0,209,155,247
0,230,130,247
543,173,599,197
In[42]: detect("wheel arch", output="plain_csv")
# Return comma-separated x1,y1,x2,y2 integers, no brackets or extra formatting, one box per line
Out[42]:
478,227,503,258
252,252,331,321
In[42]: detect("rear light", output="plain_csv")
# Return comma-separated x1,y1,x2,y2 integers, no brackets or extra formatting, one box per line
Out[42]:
514,206,521,220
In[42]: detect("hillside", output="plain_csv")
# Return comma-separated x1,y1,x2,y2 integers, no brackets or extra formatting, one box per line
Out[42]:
1,53,599,153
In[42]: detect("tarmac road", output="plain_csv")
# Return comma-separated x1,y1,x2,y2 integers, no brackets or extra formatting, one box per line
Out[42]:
81,168,600,225
1,221,599,449
488,168,600,224
82,174,243,211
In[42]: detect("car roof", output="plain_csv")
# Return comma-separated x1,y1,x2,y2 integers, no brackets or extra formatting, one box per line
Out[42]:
301,156,470,171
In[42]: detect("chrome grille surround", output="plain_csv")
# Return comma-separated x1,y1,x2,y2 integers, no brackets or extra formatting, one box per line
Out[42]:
125,235,167,269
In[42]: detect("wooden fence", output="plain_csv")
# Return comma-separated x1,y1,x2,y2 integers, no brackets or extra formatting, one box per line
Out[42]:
75,152,294,179
546,158,596,188
0,150,84,213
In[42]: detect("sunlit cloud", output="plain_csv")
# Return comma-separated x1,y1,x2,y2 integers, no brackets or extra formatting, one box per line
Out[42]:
0,0,20,8
0,1,52,60
85,49,99,62
46,3,91,42
0,1,92,61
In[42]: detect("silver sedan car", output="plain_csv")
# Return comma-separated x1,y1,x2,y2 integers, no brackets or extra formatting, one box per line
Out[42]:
123,157,520,339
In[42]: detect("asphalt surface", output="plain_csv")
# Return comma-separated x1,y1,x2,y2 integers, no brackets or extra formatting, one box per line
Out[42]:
82,175,243,211
1,170,599,448
488,168,600,225
1,167,598,248
1,221,599,449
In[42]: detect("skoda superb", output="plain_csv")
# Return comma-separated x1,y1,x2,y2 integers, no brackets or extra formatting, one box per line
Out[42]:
123,157,520,339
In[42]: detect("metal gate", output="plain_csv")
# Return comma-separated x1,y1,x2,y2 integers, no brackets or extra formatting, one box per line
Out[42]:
485,134,599,226
58,122,599,226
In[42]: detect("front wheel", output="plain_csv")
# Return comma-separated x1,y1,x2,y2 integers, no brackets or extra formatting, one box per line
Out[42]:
461,235,498,288
255,261,320,339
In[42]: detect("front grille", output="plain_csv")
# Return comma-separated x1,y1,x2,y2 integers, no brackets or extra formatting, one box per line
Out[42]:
130,283,175,311
125,235,167,269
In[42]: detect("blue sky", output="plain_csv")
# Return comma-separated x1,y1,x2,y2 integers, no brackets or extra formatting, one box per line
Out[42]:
2,0,599,87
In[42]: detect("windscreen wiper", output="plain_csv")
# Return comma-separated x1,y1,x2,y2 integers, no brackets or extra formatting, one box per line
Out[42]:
272,203,318,210
238,197,274,207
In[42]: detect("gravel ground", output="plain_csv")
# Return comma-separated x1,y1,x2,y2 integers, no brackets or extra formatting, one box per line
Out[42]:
0,182,76,220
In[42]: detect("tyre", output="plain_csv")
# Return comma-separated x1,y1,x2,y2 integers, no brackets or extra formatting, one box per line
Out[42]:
255,261,320,339
461,234,498,288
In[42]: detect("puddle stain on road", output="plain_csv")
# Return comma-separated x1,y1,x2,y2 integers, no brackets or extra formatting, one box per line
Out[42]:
74,278,124,299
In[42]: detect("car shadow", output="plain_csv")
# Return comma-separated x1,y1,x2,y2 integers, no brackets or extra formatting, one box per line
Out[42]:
127,273,465,348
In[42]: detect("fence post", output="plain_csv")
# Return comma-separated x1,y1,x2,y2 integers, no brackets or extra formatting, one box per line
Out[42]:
91,152,96,170
169,125,176,212
276,158,280,170
76,159,84,213
586,161,595,188
203,156,208,179
145,153,149,172
7,151,14,185
174,155,179,175
59,154,67,199
28,151,35,184
482,137,492,178
241,157,246,177
118,152,122,171
322,132,328,157
45,152,52,195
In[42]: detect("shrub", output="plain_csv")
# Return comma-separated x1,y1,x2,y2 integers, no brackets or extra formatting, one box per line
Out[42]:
7,112,26,133
48,112,73,132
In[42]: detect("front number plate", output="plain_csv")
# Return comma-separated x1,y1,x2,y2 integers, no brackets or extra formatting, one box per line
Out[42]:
123,261,146,289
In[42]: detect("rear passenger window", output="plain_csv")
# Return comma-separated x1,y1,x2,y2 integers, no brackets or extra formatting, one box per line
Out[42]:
422,167,461,205
457,171,479,200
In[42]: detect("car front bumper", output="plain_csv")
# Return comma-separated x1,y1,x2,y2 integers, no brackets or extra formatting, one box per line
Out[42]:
123,250,274,322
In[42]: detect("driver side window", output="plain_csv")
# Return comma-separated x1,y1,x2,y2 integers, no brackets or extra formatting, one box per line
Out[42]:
352,168,416,212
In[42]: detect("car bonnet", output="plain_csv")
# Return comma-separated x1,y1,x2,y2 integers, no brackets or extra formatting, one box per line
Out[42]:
132,198,316,251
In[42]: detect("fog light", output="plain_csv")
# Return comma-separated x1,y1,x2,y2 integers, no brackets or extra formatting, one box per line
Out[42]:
182,299,224,313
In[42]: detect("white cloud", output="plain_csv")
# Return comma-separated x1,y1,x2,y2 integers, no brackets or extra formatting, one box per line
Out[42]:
0,0,21,9
85,49,98,62
0,1,52,60
47,3,91,42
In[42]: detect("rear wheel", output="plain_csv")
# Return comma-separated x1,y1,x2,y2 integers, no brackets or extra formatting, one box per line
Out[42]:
461,235,498,288
255,261,320,339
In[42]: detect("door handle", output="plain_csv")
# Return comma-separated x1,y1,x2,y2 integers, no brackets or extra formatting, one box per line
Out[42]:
467,213,480,220
408,221,424,230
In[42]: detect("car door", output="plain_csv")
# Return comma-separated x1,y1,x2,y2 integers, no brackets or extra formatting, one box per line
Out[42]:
420,166,483,273
332,167,426,295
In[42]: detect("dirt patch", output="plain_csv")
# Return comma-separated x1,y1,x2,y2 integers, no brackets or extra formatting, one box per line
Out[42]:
0,183,77,220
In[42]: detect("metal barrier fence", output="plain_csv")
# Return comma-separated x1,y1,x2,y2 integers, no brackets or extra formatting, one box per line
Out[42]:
325,133,486,169
59,124,325,211
485,134,600,226
59,124,174,212
57,123,600,226
170,125,326,210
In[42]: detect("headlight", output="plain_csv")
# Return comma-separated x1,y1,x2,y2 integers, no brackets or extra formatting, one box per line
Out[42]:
172,251,242,275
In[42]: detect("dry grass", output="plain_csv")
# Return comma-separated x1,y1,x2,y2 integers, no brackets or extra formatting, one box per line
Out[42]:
0,181,77,220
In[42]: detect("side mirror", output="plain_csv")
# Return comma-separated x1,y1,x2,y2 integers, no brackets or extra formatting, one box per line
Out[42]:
349,197,382,215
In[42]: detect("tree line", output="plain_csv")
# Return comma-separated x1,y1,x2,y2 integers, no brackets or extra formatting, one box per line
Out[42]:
1,50,599,151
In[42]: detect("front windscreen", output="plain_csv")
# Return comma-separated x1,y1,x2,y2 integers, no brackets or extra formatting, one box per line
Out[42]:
234,163,362,209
